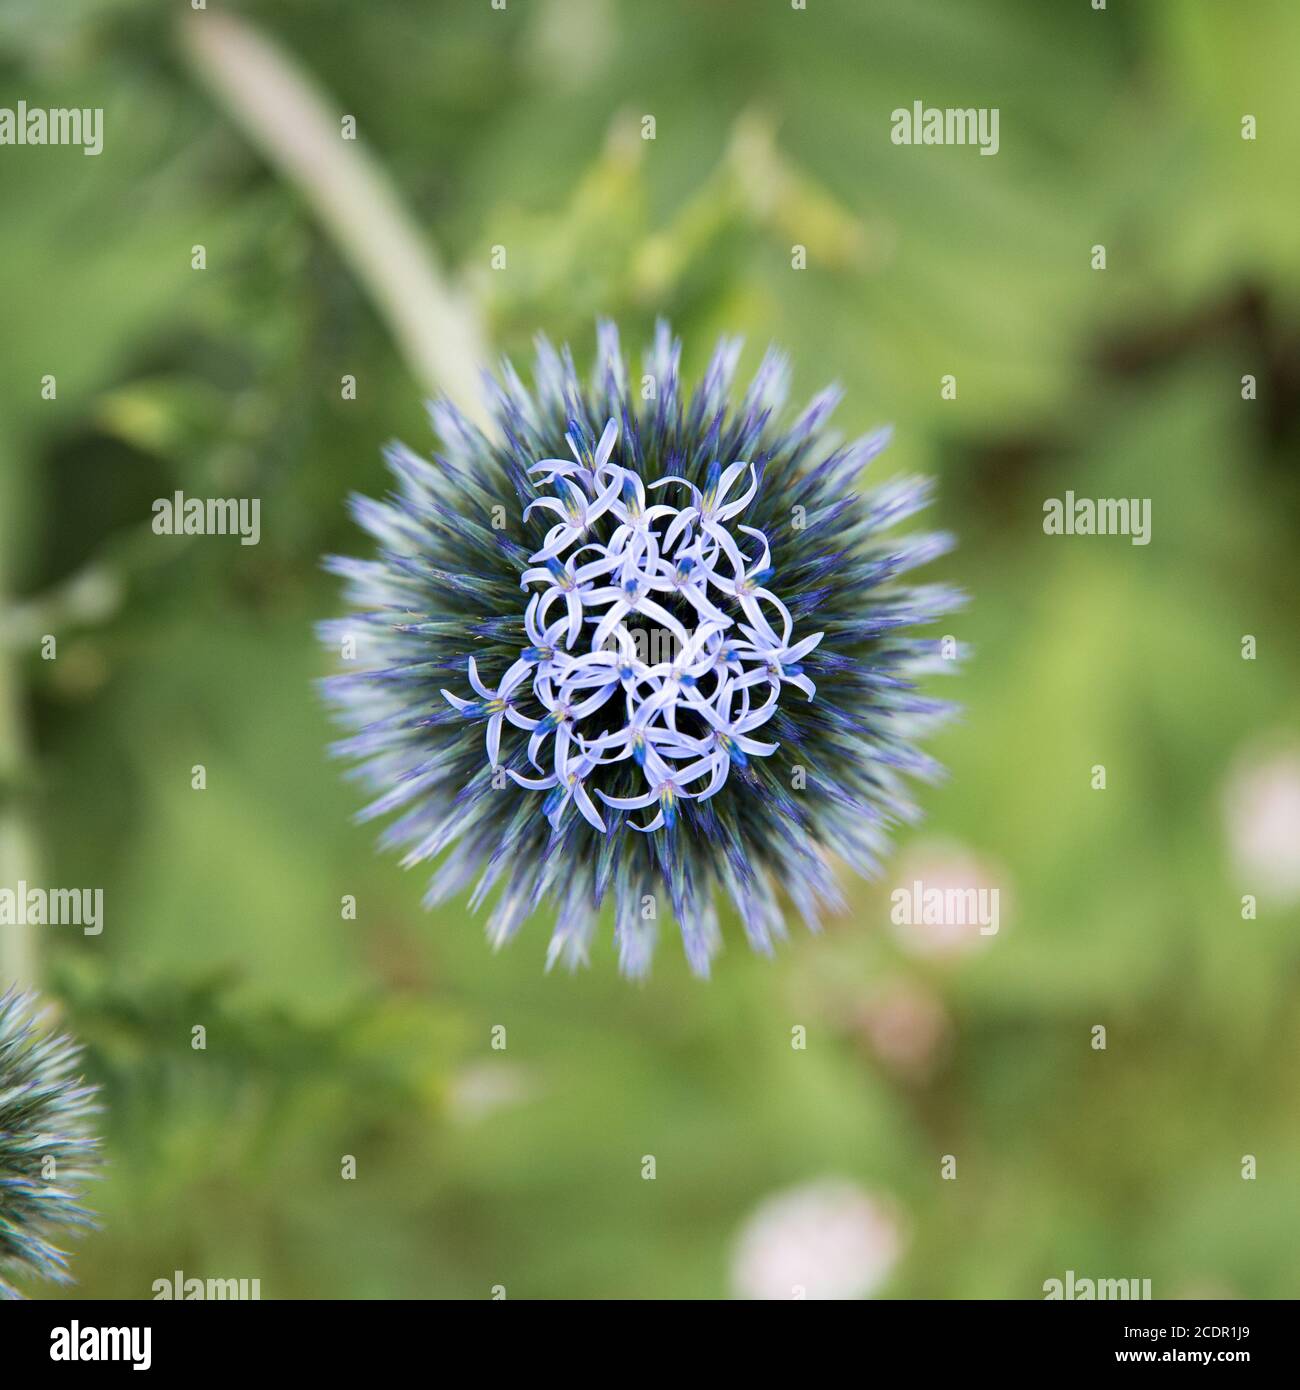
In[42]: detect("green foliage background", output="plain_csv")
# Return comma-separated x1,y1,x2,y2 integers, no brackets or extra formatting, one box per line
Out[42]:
0,0,1297,1298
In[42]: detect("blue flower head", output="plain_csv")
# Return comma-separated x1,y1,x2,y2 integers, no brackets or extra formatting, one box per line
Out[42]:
0,989,102,1299
322,322,962,977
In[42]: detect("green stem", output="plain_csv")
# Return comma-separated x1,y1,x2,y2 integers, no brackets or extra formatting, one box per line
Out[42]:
0,606,40,992
0,425,40,992
178,9,495,432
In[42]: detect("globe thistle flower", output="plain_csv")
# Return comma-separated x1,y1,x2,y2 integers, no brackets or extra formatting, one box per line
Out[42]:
0,989,102,1299
321,321,961,977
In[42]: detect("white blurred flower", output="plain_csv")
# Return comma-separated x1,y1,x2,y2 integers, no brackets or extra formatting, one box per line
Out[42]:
1222,745,1300,904
447,1062,537,1125
887,837,1009,959
731,1179,904,1300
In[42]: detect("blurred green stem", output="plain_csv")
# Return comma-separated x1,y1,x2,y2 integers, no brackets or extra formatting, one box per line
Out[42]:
179,9,495,432
0,424,39,992
0,558,40,994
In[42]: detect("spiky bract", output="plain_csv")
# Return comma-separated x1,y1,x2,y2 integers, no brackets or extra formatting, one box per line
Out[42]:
321,322,961,977
0,989,101,1298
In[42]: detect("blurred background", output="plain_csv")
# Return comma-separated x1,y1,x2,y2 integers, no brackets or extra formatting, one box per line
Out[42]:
0,0,1297,1299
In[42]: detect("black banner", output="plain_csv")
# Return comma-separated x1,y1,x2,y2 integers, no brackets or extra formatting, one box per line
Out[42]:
0,1299,1280,1374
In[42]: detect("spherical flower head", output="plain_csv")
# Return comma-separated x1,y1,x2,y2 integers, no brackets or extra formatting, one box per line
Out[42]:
321,321,962,977
0,989,102,1299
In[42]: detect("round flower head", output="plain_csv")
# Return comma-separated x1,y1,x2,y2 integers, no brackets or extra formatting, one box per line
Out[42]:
322,322,962,977
730,1178,905,1300
0,989,102,1299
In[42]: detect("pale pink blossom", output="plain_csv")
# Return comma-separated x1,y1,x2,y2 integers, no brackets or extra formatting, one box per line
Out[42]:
731,1179,904,1300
